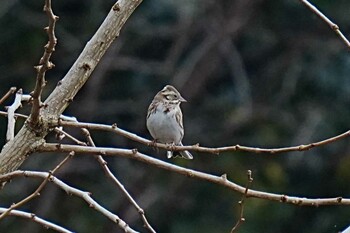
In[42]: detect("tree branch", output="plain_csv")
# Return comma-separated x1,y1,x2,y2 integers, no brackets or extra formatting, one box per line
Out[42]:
0,110,28,120
59,120,350,155
5,90,30,142
0,170,139,233
81,128,156,233
6,89,23,142
0,87,16,105
54,127,87,146
230,170,253,232
0,207,73,233
300,0,350,49
0,153,72,220
30,0,58,126
38,143,350,207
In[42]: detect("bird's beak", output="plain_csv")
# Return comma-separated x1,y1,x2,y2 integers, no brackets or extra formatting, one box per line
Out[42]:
180,96,187,102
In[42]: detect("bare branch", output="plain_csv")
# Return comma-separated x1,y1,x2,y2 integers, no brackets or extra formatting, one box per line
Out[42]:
81,128,156,233
0,153,72,220
59,120,350,155
0,207,73,233
231,170,253,232
0,110,28,120
38,143,350,207
30,0,59,126
42,0,143,117
4,115,348,156
0,87,16,105
300,0,350,49
54,127,87,146
6,89,23,142
0,170,139,233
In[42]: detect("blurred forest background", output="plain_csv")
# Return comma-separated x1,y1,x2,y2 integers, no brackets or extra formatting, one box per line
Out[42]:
1,0,350,232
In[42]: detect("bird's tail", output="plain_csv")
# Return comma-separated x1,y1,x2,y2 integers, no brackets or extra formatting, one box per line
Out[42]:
179,150,193,159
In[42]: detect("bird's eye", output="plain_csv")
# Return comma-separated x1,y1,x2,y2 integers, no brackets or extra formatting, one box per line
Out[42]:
174,94,178,98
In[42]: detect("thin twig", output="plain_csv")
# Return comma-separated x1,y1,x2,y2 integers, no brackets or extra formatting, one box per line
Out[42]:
230,170,253,232
0,110,28,119
81,128,156,233
0,87,16,105
54,127,87,146
29,0,58,126
38,143,350,207
300,0,350,49
0,207,73,233
0,170,139,233
59,120,350,155
0,153,73,220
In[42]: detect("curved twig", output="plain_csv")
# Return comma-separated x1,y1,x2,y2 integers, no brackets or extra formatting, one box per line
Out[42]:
300,0,350,49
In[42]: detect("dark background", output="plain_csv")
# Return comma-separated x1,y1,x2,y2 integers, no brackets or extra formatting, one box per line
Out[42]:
1,0,350,232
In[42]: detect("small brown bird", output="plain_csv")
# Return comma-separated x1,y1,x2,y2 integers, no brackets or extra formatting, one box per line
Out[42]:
146,85,193,159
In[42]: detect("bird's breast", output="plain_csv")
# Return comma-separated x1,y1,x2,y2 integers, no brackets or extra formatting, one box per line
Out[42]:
146,106,183,144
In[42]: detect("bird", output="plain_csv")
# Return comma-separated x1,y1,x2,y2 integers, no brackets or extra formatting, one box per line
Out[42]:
146,85,193,159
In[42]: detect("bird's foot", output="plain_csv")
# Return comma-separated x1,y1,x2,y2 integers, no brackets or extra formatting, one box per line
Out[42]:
149,139,159,153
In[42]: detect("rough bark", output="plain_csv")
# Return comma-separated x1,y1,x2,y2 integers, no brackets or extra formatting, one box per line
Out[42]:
0,0,143,174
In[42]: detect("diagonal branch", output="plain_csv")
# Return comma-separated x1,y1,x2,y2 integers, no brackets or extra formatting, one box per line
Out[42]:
0,207,73,233
59,120,350,155
30,0,59,127
0,170,139,233
300,0,350,49
38,143,350,207
54,127,87,146
0,87,17,105
230,170,253,232
5,90,30,142
0,152,72,220
41,0,143,118
81,128,156,233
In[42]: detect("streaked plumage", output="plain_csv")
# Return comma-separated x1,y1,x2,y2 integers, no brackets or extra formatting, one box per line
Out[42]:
146,85,193,159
